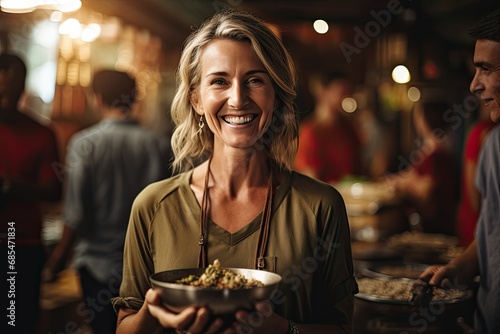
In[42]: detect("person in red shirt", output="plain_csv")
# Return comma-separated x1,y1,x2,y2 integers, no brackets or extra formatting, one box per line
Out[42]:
0,53,62,333
295,70,363,184
386,101,458,235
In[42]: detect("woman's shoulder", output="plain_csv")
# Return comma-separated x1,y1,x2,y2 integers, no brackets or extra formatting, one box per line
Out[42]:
134,171,191,208
289,171,344,204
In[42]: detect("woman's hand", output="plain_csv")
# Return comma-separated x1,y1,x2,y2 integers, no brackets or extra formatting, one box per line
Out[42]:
145,289,227,333
233,301,288,334
145,290,288,334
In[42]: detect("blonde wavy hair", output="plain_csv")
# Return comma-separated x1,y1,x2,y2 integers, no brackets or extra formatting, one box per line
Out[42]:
170,9,299,173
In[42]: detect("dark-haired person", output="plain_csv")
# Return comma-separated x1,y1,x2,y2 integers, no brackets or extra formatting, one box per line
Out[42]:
386,100,458,235
44,70,171,334
1,53,62,334
420,8,500,334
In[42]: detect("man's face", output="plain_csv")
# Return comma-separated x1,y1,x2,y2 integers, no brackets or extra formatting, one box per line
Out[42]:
470,39,500,123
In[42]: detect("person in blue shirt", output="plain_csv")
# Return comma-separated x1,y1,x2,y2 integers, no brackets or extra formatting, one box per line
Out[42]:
44,70,171,334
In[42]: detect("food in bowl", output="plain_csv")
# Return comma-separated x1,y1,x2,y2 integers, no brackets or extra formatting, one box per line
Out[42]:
150,260,282,316
176,259,264,289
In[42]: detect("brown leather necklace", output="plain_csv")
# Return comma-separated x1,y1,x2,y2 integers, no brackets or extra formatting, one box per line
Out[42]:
197,156,274,270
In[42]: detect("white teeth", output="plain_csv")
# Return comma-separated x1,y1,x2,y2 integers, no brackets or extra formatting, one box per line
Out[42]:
223,115,254,124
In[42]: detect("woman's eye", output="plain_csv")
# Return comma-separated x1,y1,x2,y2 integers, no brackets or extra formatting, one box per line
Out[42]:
211,79,226,85
247,77,264,85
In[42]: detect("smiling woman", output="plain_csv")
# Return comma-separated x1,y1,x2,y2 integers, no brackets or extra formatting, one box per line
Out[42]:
113,9,358,334
170,10,298,173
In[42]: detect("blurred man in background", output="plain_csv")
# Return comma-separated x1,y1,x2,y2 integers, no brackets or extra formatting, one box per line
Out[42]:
0,53,62,333
44,69,171,334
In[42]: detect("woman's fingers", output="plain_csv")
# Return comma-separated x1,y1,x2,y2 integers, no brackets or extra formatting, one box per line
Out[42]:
254,301,273,317
145,288,235,333
233,301,277,333
145,288,198,329
203,317,225,334
145,288,161,305
149,305,197,329
184,307,211,332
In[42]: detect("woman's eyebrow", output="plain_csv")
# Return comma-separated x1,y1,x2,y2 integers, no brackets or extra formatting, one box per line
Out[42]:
205,71,228,78
205,69,268,78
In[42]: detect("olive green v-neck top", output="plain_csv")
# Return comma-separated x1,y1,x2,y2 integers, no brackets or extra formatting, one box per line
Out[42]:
112,170,358,324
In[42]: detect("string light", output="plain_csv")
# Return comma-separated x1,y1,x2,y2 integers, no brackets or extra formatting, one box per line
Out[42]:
0,0,82,13
392,65,411,84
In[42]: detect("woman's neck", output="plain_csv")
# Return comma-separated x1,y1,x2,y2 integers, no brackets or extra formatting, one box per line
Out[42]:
208,149,270,195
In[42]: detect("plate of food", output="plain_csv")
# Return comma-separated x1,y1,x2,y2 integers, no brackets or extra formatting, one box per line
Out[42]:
355,277,473,316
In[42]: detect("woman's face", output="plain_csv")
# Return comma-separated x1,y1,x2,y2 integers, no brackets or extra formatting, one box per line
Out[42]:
192,39,276,150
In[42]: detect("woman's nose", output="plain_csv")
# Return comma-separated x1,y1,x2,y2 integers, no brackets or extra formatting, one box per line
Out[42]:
228,83,248,110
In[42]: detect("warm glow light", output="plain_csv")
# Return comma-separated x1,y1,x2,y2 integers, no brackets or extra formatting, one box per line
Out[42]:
81,23,102,43
341,97,357,113
100,18,121,40
29,61,57,103
392,65,411,84
350,183,364,198
58,0,81,13
313,19,329,34
58,18,81,38
50,10,63,22
1,0,81,13
79,62,91,87
78,43,91,62
407,86,421,102
0,0,36,13
32,20,59,49
67,60,79,86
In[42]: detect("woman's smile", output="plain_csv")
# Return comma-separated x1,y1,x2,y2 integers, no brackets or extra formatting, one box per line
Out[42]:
221,114,257,125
